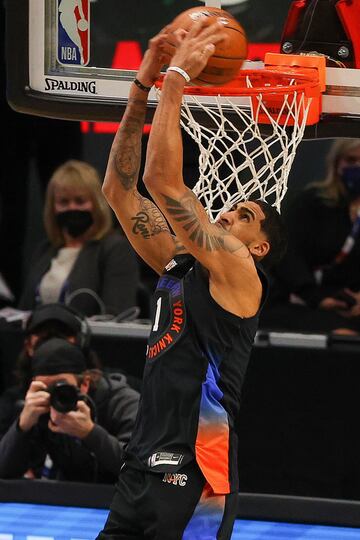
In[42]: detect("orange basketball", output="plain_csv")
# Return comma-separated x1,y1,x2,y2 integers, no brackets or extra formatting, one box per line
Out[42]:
170,6,247,86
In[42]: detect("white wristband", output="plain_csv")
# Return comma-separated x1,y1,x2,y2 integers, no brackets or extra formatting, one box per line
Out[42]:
167,66,191,83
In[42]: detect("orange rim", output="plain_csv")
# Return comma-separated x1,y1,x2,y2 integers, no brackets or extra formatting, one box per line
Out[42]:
154,68,318,96
155,53,327,126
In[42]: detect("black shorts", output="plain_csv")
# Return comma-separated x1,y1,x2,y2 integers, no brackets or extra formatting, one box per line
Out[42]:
96,460,238,540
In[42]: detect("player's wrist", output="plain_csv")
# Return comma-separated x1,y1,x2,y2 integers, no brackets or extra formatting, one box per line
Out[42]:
167,66,190,83
133,77,153,93
136,61,161,90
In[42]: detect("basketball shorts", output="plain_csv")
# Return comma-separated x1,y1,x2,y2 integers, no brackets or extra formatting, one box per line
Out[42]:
96,460,238,540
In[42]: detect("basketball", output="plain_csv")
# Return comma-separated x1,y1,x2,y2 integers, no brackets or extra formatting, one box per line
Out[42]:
170,7,247,86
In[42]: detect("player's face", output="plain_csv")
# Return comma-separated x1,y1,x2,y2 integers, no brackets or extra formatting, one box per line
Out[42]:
217,201,267,248
53,185,94,214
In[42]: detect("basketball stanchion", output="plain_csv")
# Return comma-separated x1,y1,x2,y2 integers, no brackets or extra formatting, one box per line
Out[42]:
156,53,326,218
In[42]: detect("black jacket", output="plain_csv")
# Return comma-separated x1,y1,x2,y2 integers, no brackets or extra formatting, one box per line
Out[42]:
0,373,140,483
19,231,139,317
272,188,360,308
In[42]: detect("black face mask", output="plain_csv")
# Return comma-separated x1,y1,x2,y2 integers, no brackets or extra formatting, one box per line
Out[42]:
56,210,94,238
341,166,360,198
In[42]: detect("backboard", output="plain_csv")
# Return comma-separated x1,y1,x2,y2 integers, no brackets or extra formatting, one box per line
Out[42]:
5,0,360,139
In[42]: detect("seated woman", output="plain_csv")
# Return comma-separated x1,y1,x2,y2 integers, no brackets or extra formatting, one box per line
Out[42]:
261,139,360,335
19,160,140,317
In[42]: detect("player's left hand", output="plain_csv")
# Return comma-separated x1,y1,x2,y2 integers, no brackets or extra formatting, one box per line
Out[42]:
169,20,228,81
48,400,94,439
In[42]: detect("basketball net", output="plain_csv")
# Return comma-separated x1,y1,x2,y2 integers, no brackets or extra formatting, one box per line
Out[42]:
180,87,310,219
156,54,325,220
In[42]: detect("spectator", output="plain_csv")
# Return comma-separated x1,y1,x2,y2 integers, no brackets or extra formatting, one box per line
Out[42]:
0,337,139,483
261,139,360,334
0,302,98,414
15,303,97,394
19,160,140,317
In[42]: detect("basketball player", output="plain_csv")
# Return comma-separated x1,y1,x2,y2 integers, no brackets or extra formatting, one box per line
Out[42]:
98,22,286,540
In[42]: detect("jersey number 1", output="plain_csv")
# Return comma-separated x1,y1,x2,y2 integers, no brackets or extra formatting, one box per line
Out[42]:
152,296,162,332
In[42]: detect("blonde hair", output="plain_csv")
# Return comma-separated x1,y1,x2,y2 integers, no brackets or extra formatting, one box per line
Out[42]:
44,160,113,247
309,139,360,205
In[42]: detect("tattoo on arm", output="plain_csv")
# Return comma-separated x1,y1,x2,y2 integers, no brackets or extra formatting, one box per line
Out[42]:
174,240,186,254
112,98,147,191
131,194,172,240
163,192,249,256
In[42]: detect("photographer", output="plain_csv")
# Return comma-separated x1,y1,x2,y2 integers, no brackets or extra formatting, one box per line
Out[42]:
0,302,99,438
0,338,139,483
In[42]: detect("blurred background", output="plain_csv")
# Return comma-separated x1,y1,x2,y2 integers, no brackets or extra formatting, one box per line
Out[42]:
1,0,332,303
3,1,360,530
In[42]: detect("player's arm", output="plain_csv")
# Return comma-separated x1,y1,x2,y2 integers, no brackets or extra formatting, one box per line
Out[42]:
102,29,186,274
143,22,259,287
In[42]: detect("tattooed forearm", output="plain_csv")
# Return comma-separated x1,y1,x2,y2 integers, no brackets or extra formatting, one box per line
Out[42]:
131,193,171,240
163,192,248,255
111,98,147,191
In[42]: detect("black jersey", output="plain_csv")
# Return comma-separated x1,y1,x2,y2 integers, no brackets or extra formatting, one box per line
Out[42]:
126,254,268,494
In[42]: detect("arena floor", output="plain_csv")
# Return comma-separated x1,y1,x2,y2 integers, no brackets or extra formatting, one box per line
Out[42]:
1,503,360,540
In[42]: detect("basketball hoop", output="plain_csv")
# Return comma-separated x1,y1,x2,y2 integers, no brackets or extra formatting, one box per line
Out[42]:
155,53,326,218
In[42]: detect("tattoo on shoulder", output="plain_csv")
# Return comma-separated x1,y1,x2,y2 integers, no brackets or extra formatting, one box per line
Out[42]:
163,192,249,256
131,194,171,240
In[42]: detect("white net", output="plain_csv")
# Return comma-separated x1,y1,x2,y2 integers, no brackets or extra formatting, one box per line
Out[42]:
172,79,311,220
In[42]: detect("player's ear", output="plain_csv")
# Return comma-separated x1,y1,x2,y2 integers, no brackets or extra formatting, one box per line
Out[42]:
248,239,270,259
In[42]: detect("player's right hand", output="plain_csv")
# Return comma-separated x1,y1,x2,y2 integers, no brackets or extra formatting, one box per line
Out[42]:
169,20,228,82
18,381,50,432
137,26,177,88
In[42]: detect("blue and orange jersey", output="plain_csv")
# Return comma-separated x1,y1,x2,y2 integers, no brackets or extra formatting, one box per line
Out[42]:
126,254,268,494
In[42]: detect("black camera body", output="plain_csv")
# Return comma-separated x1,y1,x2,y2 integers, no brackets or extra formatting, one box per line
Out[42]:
48,381,80,413
47,381,96,420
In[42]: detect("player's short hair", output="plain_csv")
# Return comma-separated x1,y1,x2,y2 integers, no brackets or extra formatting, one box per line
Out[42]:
254,199,288,269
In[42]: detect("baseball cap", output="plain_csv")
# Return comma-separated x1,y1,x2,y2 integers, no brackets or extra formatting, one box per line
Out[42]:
25,303,83,335
31,337,87,376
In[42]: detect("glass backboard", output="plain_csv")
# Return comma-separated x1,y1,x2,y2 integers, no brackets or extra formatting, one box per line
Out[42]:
5,0,360,139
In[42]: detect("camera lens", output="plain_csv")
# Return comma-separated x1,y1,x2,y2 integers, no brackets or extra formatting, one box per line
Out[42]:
49,381,79,413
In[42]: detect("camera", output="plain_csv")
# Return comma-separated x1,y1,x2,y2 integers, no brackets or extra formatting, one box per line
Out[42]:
48,381,80,413
47,381,96,419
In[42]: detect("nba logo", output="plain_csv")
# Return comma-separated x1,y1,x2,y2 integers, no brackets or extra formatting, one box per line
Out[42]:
57,0,90,66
